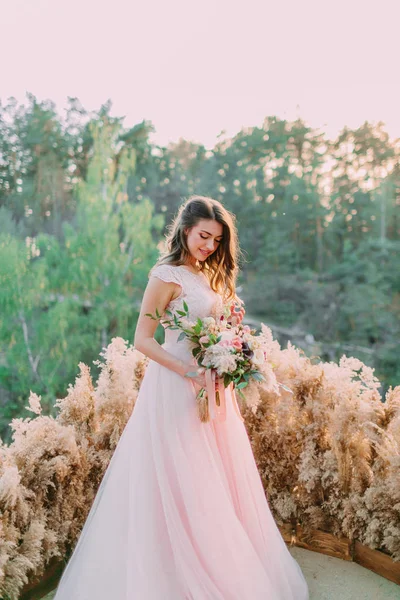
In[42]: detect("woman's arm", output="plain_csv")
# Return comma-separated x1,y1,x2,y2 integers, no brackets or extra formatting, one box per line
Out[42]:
134,277,187,375
134,277,206,388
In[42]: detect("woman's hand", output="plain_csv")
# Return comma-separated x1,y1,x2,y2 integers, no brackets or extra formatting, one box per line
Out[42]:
229,299,246,326
183,366,221,395
182,364,206,392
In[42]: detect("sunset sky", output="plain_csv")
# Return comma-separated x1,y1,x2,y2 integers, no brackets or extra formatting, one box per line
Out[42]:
2,0,399,148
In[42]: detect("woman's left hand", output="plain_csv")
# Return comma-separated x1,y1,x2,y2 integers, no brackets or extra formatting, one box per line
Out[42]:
229,298,245,326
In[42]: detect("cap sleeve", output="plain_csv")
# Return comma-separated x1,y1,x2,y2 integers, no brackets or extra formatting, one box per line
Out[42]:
149,264,182,287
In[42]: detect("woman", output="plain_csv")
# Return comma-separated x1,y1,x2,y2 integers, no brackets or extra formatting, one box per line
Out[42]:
54,195,309,599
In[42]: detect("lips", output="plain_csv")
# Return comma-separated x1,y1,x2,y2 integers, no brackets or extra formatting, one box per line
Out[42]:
200,249,211,256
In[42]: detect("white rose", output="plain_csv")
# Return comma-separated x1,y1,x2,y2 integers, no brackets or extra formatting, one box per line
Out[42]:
180,317,196,330
203,317,216,327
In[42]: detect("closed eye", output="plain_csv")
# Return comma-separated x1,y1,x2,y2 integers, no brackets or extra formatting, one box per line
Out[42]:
200,235,223,242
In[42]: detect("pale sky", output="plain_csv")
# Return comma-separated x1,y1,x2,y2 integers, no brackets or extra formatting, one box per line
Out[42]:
1,0,400,148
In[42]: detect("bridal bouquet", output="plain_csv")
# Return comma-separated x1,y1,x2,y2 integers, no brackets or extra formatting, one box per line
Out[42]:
146,300,292,423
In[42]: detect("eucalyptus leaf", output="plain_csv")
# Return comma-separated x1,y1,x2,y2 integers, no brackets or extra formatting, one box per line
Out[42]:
236,381,248,389
238,389,246,400
184,371,199,378
251,372,265,382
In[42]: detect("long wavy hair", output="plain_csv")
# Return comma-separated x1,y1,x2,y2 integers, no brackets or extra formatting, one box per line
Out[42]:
156,195,243,302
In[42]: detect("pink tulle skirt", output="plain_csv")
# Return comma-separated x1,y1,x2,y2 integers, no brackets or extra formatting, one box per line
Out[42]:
54,342,309,599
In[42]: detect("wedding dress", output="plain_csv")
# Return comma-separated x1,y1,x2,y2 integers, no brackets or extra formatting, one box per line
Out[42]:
54,264,309,599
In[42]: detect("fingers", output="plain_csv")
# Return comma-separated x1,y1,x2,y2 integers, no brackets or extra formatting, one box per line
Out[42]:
230,309,245,326
238,308,245,324
230,302,246,322
236,307,245,324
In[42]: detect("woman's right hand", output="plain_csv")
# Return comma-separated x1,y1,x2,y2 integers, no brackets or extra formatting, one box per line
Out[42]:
182,364,206,390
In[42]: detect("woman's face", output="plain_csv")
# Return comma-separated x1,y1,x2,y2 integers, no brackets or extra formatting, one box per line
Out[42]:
185,219,224,263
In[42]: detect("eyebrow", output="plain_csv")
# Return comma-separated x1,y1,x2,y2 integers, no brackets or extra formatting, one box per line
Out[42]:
200,230,223,238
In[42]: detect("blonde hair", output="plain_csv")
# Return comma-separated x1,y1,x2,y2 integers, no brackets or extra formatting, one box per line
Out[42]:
156,195,242,302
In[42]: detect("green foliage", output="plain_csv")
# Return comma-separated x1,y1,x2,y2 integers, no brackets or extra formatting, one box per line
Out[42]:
0,94,399,436
0,108,162,441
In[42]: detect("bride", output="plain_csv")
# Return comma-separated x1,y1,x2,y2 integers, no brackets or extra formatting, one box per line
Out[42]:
54,195,309,599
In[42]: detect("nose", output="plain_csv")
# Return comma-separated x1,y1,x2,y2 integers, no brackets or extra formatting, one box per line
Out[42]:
206,239,215,251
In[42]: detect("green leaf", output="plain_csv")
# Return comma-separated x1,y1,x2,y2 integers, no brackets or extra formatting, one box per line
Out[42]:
184,371,198,378
251,372,265,382
183,300,189,312
236,381,248,389
224,373,231,388
176,310,186,316
238,389,246,400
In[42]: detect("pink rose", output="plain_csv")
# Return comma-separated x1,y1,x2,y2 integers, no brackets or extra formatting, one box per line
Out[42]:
232,336,242,350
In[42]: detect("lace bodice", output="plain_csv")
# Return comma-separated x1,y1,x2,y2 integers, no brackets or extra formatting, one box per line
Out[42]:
149,264,224,347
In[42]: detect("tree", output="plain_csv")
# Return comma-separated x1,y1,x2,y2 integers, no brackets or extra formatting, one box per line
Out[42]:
0,114,162,442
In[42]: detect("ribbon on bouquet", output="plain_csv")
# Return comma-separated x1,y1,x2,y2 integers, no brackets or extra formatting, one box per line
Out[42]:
196,369,244,423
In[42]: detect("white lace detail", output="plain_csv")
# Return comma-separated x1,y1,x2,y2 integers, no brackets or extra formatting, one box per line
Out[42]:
149,264,224,345
149,264,184,300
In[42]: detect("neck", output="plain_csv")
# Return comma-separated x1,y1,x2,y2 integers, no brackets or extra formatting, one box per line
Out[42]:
184,257,200,271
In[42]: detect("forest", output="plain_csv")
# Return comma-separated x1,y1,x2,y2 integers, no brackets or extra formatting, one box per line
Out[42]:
1,93,399,443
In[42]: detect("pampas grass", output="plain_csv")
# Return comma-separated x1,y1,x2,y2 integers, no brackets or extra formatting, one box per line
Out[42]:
245,334,400,561
0,329,399,598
